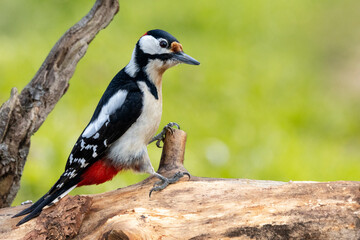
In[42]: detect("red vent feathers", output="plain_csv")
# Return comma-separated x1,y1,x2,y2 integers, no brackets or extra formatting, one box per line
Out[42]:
77,159,120,187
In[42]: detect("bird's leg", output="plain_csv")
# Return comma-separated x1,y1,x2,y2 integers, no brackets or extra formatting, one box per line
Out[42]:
149,172,190,197
149,122,180,148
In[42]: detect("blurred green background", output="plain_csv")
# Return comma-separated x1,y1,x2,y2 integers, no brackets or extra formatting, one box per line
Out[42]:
0,0,359,205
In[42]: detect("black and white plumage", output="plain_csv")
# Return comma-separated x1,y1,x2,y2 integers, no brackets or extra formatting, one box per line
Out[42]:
13,29,199,226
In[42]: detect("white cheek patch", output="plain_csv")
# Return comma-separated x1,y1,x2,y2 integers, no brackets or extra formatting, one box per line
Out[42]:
139,35,171,55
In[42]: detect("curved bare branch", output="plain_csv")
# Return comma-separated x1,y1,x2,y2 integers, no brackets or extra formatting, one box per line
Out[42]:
0,0,119,207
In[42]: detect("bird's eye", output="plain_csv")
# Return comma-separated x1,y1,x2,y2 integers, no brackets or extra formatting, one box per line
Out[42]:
159,40,168,48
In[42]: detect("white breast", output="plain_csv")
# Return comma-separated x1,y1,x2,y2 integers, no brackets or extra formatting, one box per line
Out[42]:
108,81,162,167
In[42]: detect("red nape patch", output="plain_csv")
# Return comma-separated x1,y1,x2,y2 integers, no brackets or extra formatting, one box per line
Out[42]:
142,31,148,37
77,160,120,187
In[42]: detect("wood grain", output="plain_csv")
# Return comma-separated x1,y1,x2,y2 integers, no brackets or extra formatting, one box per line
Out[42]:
1,129,359,239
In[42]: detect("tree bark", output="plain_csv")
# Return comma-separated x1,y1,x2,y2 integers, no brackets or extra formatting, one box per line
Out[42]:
0,0,119,208
0,129,359,240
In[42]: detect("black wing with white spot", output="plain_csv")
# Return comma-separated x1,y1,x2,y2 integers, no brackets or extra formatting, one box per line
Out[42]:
13,76,144,225
53,81,143,192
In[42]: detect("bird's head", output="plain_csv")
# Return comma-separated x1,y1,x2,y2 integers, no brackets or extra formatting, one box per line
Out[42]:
125,29,200,79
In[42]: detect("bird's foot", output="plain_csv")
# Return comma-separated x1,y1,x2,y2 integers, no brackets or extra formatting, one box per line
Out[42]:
149,122,180,148
149,172,190,197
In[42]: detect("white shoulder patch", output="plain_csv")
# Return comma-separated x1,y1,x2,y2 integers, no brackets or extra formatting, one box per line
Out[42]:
82,89,128,138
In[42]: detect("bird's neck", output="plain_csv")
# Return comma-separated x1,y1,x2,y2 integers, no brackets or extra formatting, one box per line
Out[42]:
125,51,165,100
143,59,165,91
125,56,165,88
140,62,163,102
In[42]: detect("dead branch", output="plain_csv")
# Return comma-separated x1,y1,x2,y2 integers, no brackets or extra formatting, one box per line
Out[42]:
0,0,119,208
0,129,359,240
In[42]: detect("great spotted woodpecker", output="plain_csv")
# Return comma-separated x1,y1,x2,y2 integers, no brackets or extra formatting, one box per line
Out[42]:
14,29,200,226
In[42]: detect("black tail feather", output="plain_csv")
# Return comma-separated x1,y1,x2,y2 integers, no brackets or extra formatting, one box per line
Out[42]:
16,207,42,226
14,184,76,226
15,196,54,226
12,195,47,218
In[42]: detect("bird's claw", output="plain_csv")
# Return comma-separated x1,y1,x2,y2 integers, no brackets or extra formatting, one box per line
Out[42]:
165,122,180,134
155,139,162,148
149,171,190,197
149,122,180,148
153,180,163,187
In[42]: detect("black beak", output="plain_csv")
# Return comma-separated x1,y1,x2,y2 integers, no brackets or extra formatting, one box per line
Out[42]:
172,52,200,65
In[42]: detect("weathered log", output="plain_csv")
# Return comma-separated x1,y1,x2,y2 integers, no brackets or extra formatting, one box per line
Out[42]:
0,129,359,240
0,0,119,208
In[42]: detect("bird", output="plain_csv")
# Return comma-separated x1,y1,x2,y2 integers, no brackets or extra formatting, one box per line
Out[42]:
13,29,200,226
